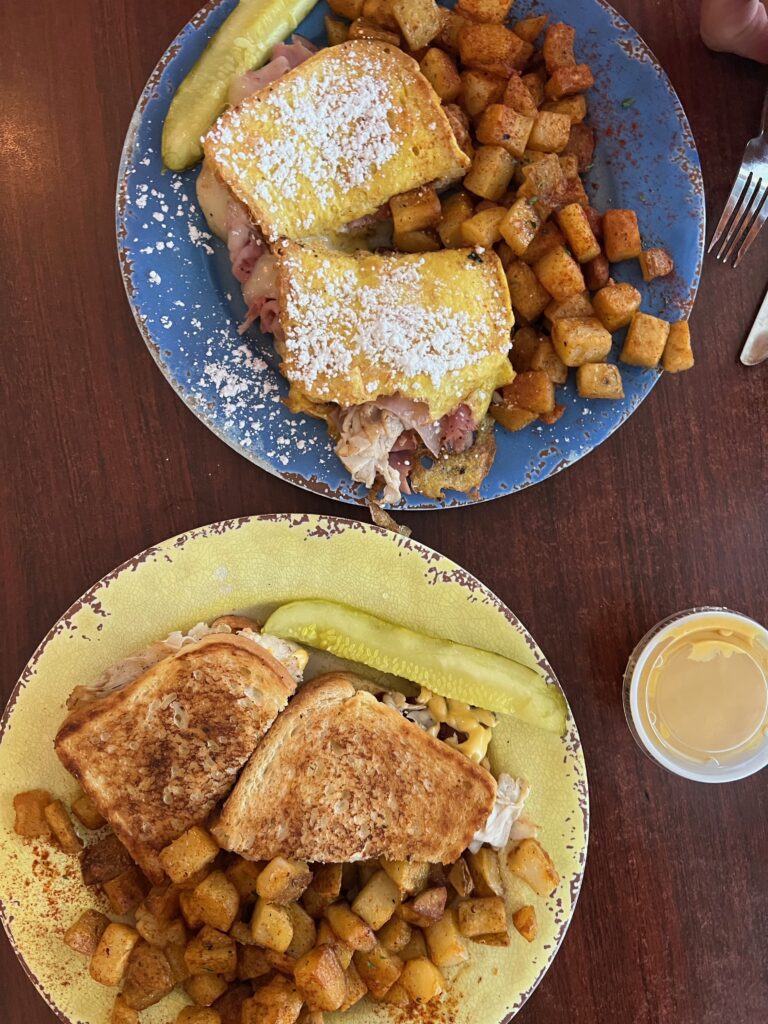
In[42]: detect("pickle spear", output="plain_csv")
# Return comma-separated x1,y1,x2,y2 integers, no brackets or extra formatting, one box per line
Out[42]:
264,600,567,734
162,0,319,171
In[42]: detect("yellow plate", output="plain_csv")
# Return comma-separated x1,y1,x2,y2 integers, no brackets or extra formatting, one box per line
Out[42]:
0,514,588,1023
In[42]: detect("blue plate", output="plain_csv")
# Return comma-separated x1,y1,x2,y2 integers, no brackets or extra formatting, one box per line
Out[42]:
116,0,704,509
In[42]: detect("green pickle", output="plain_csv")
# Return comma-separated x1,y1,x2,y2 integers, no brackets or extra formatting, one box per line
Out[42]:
162,0,320,171
265,600,567,734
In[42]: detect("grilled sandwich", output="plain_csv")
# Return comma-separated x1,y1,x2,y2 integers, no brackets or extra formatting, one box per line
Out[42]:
212,673,498,864
55,633,297,884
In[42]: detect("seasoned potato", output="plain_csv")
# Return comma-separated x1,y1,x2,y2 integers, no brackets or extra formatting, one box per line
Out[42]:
353,942,404,998
508,839,560,896
103,867,148,916
316,919,354,968
502,73,539,117
639,247,674,281
348,17,400,44
556,203,600,262
459,23,533,78
506,260,551,321
325,902,376,951
420,48,461,101
352,869,401,930
121,941,175,1010
176,1009,222,1024
551,317,612,366
500,200,541,258
295,945,347,1011
467,848,505,897
71,793,106,831
502,371,554,413
443,103,473,159
13,789,52,838
141,884,181,921
340,960,368,1010
456,896,507,938
390,186,442,234
456,0,512,21
362,0,398,29
425,908,469,967
225,859,263,904
324,16,349,45
602,209,642,262
576,363,624,399
185,926,237,976
528,111,571,153
533,246,586,301
266,948,300,976
529,338,568,384
179,890,205,930
620,312,670,367
510,326,542,371
458,69,506,119
111,995,140,1024
592,282,642,332
286,902,317,959
159,826,219,885
447,858,474,898
558,154,580,179
241,976,303,1024
662,320,694,372
563,122,595,173
521,220,566,265
464,146,516,201
393,229,441,253
513,14,549,43
90,923,140,986
461,206,506,246
399,957,445,1002
584,253,610,291
44,800,82,854
490,401,538,432
398,927,428,961
236,944,272,981
328,0,363,18
63,908,111,956
545,63,595,99
545,291,594,322
256,858,312,905
543,22,575,71
250,898,294,953
397,886,447,928
438,191,475,248
391,0,442,50
522,70,546,107
517,152,565,215
543,94,587,124
377,915,412,953
539,403,566,425
437,10,470,53
193,871,240,932
165,942,191,983
473,930,511,946
476,105,534,158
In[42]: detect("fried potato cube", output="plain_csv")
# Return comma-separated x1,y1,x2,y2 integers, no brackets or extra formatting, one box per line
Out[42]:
185,927,237,976
662,320,694,372
286,902,318,959
419,48,461,101
159,827,219,885
505,260,550,321
476,105,534,159
399,957,445,1001
179,890,205,930
241,976,303,1024
517,152,565,215
510,326,541,371
63,908,111,956
447,858,474,898
394,229,441,252
295,945,346,1011
391,0,442,49
437,192,475,248
545,290,594,322
225,859,263,904
473,930,511,946
90,923,140,986
192,871,240,932
502,371,555,414
325,902,376,951
328,0,363,18
543,22,575,72
522,70,546,107
499,200,539,258
556,203,600,262
521,220,566,265
377,915,412,953
507,839,560,896
456,0,512,22
256,858,312,905
103,867,148,916
456,896,507,938
539,402,565,425
513,14,549,43
458,69,505,118
13,789,52,838
592,283,641,332
398,927,428,961
390,186,442,234
459,23,533,78
563,122,595,173
71,793,106,831
340,960,368,1010
584,253,610,291
165,942,191,983
529,338,568,384
351,869,402,930
443,103,473,160
348,17,400,44
551,317,612,366
542,94,587,123
324,16,349,45
491,398,538,430
250,898,294,953
545,63,595,99
43,800,82,854
464,147,516,201
121,941,175,1010
639,246,675,281
559,152,580,176
602,209,642,262
353,941,404,999
81,835,135,886
176,1009,222,1024
437,10,471,54
576,363,624,399
383,981,410,1005
502,74,538,117
424,908,469,968
380,866,425,896
620,312,670,368
140,883,180,922
316,919,354,968
397,887,447,928
111,994,140,1024
533,246,585,302
362,0,398,29
460,206,506,246
237,944,272,982
528,111,571,153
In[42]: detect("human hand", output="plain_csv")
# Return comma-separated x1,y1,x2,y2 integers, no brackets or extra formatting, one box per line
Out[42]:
701,0,768,61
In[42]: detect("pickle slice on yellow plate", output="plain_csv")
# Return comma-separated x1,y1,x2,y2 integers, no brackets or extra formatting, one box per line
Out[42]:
264,600,567,734
162,0,320,171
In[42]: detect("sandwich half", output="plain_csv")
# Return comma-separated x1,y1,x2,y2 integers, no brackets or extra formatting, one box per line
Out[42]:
275,240,514,501
55,633,297,883
203,40,469,243
212,673,498,864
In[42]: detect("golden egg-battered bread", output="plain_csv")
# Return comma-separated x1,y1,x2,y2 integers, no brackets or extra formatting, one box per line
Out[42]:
212,673,497,864
55,635,296,883
203,40,469,241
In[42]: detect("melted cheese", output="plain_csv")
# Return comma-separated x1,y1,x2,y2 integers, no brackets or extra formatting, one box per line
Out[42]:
417,686,496,763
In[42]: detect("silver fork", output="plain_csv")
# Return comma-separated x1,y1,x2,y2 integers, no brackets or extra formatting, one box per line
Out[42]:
708,84,768,268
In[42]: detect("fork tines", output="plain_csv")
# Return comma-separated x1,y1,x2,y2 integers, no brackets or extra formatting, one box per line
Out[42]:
709,157,768,268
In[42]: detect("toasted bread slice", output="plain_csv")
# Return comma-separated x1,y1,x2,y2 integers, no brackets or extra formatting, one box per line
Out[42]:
275,241,514,420
55,635,296,883
212,673,497,864
203,40,469,242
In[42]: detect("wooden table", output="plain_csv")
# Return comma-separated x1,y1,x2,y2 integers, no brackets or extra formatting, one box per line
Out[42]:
1,1,766,1021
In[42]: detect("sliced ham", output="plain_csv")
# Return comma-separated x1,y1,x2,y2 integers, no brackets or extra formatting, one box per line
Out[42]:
227,37,317,106
440,404,476,453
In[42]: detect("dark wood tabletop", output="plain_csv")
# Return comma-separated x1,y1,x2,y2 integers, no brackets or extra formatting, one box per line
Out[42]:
1,1,767,1021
